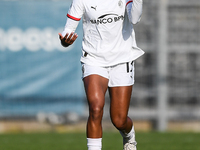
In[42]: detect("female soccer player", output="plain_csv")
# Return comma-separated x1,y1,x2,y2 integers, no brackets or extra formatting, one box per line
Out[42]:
59,0,144,149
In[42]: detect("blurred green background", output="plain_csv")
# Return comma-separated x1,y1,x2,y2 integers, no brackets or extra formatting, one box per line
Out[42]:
0,132,200,150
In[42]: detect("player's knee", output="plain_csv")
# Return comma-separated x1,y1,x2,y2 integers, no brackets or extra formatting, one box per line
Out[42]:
88,93,104,120
111,115,127,130
89,106,103,121
88,96,104,120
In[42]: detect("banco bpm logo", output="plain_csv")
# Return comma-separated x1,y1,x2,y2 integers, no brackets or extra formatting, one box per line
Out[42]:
0,27,74,52
90,14,124,25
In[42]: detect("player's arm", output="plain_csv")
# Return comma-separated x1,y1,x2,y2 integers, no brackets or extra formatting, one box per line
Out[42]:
59,0,84,47
126,0,143,24
59,18,79,47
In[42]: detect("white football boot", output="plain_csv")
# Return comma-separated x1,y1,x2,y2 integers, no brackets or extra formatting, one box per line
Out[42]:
123,140,137,150
122,129,137,150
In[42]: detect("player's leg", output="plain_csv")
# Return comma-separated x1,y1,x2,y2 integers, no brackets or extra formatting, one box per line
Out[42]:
109,86,133,133
83,74,108,150
108,61,136,150
84,74,108,138
109,86,137,150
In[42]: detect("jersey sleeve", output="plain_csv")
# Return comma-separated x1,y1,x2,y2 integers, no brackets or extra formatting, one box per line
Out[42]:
62,0,85,37
126,0,143,24
67,0,85,21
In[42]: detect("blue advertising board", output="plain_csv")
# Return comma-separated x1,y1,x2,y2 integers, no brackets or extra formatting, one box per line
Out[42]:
0,0,85,117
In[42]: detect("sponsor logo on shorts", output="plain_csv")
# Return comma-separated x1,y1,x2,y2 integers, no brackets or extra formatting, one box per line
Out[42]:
82,65,85,74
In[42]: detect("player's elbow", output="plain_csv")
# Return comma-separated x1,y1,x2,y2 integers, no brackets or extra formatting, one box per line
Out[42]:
130,8,142,24
130,17,141,24
131,20,139,25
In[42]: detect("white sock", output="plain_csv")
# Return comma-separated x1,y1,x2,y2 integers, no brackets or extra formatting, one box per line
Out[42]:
120,126,135,142
87,138,102,150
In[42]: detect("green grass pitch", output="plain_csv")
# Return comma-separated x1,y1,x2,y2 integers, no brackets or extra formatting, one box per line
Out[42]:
0,132,200,150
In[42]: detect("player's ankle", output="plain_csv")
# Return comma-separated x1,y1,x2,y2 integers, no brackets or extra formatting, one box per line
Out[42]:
120,126,135,142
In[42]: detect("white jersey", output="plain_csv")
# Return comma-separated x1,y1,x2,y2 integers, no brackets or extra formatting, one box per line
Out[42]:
62,0,144,66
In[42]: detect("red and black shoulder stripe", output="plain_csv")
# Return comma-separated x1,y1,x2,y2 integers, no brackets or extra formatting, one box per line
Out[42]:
126,0,133,6
67,14,81,21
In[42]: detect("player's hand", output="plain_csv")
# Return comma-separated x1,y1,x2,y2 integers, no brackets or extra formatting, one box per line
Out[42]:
58,32,78,47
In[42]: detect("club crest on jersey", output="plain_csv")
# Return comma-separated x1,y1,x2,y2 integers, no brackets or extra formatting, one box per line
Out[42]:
118,0,123,8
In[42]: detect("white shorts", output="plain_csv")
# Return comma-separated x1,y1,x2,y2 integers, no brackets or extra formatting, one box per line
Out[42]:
81,61,135,87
